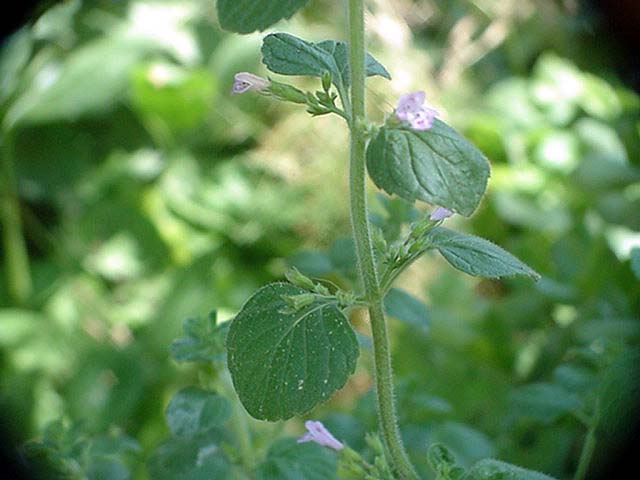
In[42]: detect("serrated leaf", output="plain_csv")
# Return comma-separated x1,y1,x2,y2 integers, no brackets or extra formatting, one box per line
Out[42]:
366,121,490,216
462,459,557,480
166,387,231,437
261,33,390,90
217,0,311,34
147,432,231,480
226,283,359,421
383,288,430,331
428,228,540,280
509,383,582,424
170,312,226,364
256,438,338,480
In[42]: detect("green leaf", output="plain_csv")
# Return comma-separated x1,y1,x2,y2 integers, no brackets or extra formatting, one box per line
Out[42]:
462,459,557,480
631,247,640,280
597,348,640,443
428,228,540,280
226,283,359,421
166,387,232,437
6,38,150,128
427,443,465,480
170,312,226,364
0,27,32,104
256,438,338,480
86,459,130,480
217,0,311,34
130,63,216,133
430,422,496,468
508,383,582,424
383,288,430,331
147,432,231,480
261,33,390,90
366,121,490,216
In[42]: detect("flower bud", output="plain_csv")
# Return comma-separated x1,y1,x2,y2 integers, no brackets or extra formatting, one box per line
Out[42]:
282,293,316,310
267,81,308,104
322,71,332,92
285,268,316,290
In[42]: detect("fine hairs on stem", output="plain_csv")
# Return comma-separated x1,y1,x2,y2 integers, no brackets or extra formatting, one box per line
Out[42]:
346,0,419,477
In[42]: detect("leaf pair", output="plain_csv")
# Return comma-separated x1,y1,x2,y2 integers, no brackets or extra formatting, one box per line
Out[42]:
262,33,390,92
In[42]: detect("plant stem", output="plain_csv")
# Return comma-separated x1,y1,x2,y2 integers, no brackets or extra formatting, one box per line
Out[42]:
1,130,32,305
573,424,597,480
346,1,418,478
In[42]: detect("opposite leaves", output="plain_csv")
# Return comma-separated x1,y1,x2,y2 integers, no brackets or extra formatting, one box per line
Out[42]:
366,121,490,216
226,283,359,421
428,228,540,280
217,0,311,34
262,33,390,90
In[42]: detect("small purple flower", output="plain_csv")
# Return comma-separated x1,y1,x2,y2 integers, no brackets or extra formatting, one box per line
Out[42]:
430,206,453,221
395,91,438,131
232,72,270,94
297,420,344,451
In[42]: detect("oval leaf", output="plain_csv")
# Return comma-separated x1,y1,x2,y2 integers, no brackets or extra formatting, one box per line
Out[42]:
366,121,490,216
217,0,311,34
227,283,359,421
261,33,390,89
428,228,540,280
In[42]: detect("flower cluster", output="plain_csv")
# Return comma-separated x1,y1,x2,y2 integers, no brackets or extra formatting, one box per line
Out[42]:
395,91,438,130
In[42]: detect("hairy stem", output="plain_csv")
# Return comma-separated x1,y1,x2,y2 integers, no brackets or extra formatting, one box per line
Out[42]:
1,130,32,305
347,1,418,478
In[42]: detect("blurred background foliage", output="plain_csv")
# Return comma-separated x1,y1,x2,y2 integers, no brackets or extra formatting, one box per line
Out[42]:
0,0,638,479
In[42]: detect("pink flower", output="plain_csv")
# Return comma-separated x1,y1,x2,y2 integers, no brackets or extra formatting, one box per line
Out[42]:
430,206,453,221
232,72,270,94
297,420,344,451
395,91,438,131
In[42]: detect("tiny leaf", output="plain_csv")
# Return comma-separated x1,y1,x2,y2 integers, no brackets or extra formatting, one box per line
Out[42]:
463,459,557,480
427,443,464,479
217,0,311,34
261,33,390,90
226,283,359,421
366,121,490,216
428,228,540,280
166,387,232,437
170,312,226,364
256,438,338,480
